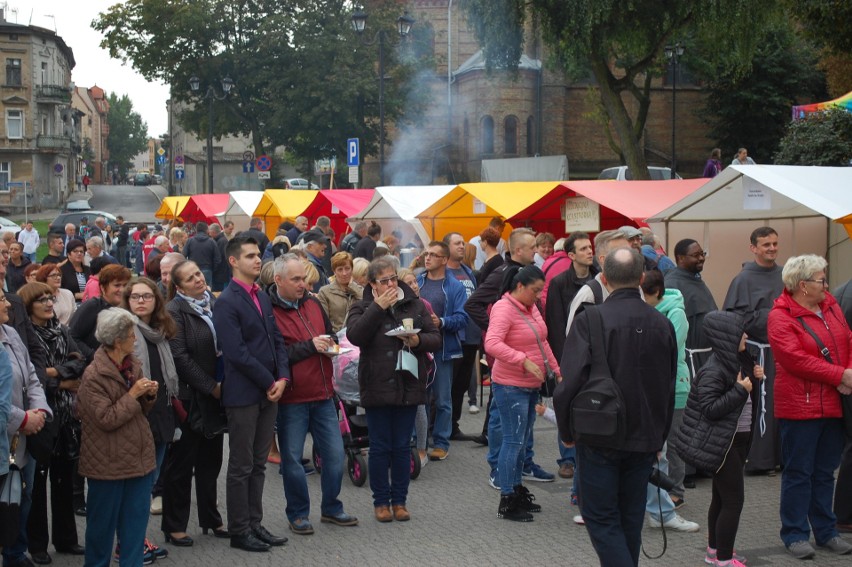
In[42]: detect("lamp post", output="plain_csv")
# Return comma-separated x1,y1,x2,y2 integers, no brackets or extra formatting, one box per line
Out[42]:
664,43,684,180
189,74,234,194
351,10,414,187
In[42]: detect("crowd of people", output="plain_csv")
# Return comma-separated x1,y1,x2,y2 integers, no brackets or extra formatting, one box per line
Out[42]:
1,213,851,567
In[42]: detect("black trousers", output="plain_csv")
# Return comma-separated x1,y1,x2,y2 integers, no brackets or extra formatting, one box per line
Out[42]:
451,345,479,434
27,457,79,553
160,420,225,533
708,431,750,561
835,434,852,524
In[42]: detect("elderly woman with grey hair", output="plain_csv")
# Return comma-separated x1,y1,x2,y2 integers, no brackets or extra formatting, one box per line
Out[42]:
77,308,158,567
768,254,852,559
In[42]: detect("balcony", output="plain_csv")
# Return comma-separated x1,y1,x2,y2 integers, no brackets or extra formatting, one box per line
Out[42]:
36,134,72,151
35,84,72,103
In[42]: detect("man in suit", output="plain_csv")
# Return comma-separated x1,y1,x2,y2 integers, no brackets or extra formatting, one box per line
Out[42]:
213,236,290,553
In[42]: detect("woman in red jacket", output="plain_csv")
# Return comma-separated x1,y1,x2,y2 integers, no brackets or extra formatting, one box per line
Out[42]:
484,264,560,523
768,254,852,560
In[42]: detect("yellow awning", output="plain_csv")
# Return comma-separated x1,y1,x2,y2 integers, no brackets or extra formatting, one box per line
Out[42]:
416,182,562,240
837,214,852,239
253,190,321,239
154,196,190,220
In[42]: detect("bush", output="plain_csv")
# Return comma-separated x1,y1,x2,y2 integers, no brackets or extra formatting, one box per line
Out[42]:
774,107,852,166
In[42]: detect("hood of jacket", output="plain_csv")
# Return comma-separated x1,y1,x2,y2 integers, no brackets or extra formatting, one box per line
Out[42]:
192,232,210,243
656,288,685,318
702,310,745,375
772,286,839,318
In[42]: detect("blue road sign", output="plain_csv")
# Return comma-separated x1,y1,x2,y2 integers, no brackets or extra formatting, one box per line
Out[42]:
157,156,166,165
347,138,359,167
243,162,255,173
175,169,185,180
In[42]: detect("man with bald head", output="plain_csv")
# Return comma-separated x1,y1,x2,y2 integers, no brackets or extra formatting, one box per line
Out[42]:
158,252,186,295
286,216,309,247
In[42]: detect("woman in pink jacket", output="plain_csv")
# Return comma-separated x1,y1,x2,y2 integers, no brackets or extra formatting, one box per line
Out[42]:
485,264,560,523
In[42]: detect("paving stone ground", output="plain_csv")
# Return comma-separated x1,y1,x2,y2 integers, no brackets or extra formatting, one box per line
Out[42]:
46,394,850,566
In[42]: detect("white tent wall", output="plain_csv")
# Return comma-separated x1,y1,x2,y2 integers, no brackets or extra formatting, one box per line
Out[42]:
349,186,455,248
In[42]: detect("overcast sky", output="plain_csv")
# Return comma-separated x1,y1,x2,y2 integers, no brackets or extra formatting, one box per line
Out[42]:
18,0,168,137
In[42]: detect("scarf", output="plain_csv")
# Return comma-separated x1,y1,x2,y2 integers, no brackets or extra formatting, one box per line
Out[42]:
177,290,219,354
32,318,76,424
134,320,179,399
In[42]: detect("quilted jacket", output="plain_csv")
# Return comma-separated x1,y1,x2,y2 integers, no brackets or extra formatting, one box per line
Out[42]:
768,290,851,421
77,347,156,480
676,311,754,473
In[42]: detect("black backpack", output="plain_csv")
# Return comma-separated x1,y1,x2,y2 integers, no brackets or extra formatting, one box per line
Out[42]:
563,305,627,448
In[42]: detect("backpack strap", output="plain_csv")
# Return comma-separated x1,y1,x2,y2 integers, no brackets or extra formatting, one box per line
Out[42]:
587,278,604,305
585,305,610,373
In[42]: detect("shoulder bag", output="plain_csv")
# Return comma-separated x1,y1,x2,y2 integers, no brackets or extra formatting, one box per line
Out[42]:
510,302,557,397
0,434,23,547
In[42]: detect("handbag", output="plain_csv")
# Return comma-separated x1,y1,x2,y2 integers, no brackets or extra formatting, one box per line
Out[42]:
26,417,60,464
798,316,852,437
510,302,557,397
1,435,23,547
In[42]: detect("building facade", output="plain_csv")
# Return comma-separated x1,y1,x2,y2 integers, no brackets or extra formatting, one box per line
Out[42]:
0,10,81,213
71,85,110,183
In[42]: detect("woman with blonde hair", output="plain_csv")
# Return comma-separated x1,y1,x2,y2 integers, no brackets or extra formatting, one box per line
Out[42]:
317,252,363,333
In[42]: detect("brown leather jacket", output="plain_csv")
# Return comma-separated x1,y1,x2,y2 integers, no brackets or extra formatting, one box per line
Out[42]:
77,347,156,480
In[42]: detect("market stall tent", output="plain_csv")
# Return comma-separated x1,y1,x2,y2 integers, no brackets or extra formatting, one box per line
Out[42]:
348,185,456,245
252,189,374,241
647,164,852,302
154,196,190,221
179,194,231,224
216,191,265,232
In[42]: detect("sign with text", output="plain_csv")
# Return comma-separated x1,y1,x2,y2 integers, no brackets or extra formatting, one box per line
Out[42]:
562,197,600,232
258,171,271,179
347,138,359,167
314,157,336,174
743,178,771,210
348,166,359,184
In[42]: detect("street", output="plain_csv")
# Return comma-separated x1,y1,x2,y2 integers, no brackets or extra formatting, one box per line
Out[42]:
42,406,851,567
88,184,165,224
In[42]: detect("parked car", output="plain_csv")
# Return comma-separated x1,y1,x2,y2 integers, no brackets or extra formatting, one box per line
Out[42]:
598,166,682,181
282,178,319,190
134,172,152,186
0,216,21,235
65,200,92,211
49,210,118,234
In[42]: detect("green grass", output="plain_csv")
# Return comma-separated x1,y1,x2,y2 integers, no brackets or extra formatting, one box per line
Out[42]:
12,219,50,261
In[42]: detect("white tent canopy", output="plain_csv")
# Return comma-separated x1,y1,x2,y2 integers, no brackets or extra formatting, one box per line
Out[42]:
648,165,852,301
216,191,265,232
349,185,455,245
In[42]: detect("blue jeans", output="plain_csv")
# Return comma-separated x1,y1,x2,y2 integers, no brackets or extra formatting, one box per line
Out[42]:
577,444,655,567
276,400,344,522
365,405,417,507
429,358,454,450
646,442,676,522
2,458,35,566
85,472,154,567
779,418,844,547
492,384,537,495
557,439,576,467
486,395,536,476
200,268,213,288
24,252,36,263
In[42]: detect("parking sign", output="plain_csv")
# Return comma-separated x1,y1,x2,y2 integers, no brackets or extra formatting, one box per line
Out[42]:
347,138,359,167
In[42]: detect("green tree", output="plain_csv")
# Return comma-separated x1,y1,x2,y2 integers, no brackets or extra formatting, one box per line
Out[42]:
700,23,826,164
106,92,148,176
462,0,777,179
774,107,852,166
93,0,427,183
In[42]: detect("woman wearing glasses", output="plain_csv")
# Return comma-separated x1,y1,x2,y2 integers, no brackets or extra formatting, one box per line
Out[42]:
346,258,440,522
59,239,90,303
768,255,852,559
18,283,87,563
35,264,76,325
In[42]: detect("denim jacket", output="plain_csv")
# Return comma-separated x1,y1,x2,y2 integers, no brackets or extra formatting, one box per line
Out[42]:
416,272,468,361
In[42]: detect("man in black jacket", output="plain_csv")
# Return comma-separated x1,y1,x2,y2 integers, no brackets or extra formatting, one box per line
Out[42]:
183,222,221,287
209,223,230,291
556,247,676,567
115,215,130,268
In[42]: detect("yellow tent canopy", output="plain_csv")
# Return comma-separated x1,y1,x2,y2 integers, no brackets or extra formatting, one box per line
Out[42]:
154,196,190,221
253,190,321,239
416,182,561,240
837,213,852,239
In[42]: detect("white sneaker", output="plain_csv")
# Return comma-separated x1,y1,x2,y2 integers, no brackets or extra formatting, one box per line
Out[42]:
468,404,480,414
573,515,585,525
150,496,162,515
649,514,699,532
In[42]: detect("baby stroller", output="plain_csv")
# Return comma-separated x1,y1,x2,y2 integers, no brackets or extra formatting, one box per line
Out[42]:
319,332,422,486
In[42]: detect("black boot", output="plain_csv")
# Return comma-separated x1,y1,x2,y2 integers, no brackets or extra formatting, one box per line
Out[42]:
514,485,542,513
498,494,533,522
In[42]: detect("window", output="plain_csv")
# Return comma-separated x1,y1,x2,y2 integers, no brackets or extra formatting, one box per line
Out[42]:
6,110,23,139
41,62,48,84
5,58,21,86
504,115,518,155
526,116,535,156
0,162,9,193
481,115,494,156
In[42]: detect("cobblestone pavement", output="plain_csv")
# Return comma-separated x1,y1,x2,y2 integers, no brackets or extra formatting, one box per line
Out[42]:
47,398,850,566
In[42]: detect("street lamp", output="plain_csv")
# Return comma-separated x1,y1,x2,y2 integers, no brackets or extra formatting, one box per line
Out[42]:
351,10,414,186
664,43,684,180
189,74,234,193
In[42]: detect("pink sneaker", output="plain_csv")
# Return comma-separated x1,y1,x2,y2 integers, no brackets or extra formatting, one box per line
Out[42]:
705,546,746,565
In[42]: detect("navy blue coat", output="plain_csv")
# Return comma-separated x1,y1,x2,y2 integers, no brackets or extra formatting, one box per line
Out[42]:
213,281,290,407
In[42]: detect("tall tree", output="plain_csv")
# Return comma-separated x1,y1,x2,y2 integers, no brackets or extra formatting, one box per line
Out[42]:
93,0,427,181
774,107,852,166
106,93,149,176
462,0,778,179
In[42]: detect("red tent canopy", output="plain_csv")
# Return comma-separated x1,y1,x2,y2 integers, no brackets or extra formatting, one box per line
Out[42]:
180,194,231,224
508,179,707,237
300,189,375,241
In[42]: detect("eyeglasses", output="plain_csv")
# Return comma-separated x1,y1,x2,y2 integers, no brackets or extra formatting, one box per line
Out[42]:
425,252,446,259
129,293,156,302
804,278,828,287
35,296,56,305
375,275,398,286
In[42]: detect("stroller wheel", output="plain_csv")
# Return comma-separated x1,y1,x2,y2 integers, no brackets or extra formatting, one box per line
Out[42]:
312,445,323,474
409,447,421,480
348,453,368,487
